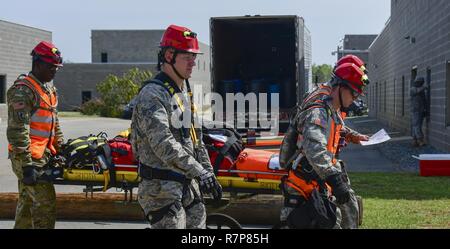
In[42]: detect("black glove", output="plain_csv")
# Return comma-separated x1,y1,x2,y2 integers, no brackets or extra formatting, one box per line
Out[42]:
197,170,222,201
326,173,351,205
22,166,38,186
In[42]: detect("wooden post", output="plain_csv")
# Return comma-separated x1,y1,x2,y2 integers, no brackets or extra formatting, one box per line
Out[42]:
0,193,282,225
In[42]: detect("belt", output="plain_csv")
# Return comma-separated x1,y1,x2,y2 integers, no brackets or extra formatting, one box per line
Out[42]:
138,163,190,184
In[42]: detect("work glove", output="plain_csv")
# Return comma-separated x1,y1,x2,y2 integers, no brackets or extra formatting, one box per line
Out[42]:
22,166,38,186
326,173,351,205
197,170,223,201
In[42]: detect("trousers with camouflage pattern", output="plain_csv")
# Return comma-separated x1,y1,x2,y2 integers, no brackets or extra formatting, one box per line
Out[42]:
10,156,56,229
138,178,206,229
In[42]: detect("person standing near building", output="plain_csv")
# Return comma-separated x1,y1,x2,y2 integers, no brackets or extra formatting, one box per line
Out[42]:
131,25,222,229
279,63,369,229
7,41,64,229
410,77,428,147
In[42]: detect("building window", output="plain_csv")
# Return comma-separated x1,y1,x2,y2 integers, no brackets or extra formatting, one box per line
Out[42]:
426,68,431,122
402,76,405,116
101,53,108,63
372,85,375,110
446,62,450,126
384,81,387,113
0,75,6,104
376,82,379,113
393,79,396,116
82,91,92,104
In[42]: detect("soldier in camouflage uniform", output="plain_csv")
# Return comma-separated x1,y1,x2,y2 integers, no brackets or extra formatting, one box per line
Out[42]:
6,41,64,229
410,77,428,147
131,25,222,229
279,62,369,229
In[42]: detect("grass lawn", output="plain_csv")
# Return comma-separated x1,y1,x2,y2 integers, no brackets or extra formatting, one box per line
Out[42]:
349,172,450,228
58,112,99,118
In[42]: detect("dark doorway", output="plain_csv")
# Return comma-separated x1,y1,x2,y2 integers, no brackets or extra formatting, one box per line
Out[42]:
82,91,92,104
0,75,6,104
402,76,405,117
393,79,396,116
426,68,431,122
101,53,108,63
446,62,450,126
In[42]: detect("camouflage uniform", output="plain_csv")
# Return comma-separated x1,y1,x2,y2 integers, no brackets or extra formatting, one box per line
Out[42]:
131,72,212,229
7,73,64,229
279,83,360,229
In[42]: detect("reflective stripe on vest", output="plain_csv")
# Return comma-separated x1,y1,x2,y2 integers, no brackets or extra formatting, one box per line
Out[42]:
8,76,58,159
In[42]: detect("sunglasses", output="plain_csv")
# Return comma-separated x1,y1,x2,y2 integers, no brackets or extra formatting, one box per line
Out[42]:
344,86,361,99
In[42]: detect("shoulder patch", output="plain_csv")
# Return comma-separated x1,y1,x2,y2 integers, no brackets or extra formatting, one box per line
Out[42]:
12,102,26,110
314,118,328,128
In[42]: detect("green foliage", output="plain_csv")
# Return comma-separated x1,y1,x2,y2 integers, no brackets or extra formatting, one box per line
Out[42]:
312,64,333,84
79,98,104,116
96,68,152,117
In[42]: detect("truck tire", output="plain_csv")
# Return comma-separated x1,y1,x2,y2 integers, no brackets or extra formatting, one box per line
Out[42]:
356,195,363,227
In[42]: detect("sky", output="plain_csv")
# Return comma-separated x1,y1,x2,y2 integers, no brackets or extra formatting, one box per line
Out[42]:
1,0,391,65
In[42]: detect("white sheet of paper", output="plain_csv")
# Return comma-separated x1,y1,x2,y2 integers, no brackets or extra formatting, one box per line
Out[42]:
360,129,391,146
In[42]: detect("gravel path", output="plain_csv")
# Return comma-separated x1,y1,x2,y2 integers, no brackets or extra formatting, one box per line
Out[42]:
344,116,445,173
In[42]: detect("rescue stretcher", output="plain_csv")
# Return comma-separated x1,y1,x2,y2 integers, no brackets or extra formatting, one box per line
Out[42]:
50,134,285,229
54,142,287,198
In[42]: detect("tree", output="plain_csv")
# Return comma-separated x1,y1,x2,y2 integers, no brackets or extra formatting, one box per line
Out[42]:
312,64,333,85
95,68,152,117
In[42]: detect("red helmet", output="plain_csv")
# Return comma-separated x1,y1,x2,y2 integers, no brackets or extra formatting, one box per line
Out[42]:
336,54,367,74
160,25,202,54
333,63,369,96
31,41,63,67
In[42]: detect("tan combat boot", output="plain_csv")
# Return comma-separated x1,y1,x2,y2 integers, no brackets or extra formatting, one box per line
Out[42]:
418,139,426,147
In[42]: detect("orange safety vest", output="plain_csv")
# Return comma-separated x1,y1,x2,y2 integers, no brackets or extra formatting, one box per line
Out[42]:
8,76,58,159
285,84,344,197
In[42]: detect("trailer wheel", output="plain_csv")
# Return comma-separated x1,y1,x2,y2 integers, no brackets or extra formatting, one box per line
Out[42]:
206,213,242,229
356,195,363,227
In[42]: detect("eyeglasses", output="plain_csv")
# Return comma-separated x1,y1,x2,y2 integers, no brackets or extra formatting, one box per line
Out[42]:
178,53,197,62
345,86,361,99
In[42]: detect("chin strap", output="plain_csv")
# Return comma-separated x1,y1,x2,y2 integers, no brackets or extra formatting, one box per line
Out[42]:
338,85,351,114
169,50,187,80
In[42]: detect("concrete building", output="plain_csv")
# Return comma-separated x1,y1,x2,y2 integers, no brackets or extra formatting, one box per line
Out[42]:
55,63,156,111
338,34,378,63
368,0,450,152
55,29,211,111
91,30,164,63
0,20,52,121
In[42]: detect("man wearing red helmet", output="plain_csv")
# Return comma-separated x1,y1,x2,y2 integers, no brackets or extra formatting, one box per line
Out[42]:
6,41,64,229
279,62,369,229
131,25,221,229
335,54,368,74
